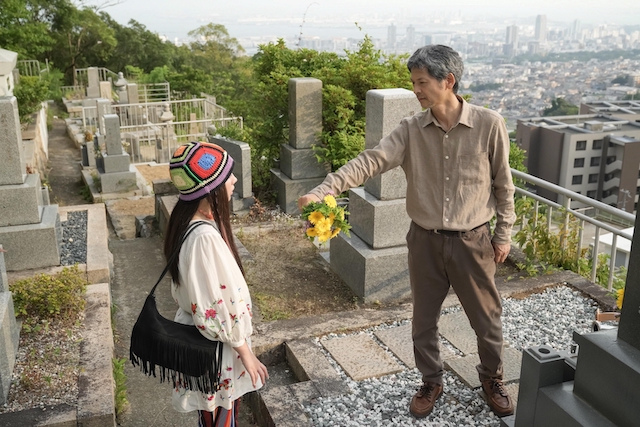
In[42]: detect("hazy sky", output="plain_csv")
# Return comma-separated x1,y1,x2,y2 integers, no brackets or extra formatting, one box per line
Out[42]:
84,0,640,40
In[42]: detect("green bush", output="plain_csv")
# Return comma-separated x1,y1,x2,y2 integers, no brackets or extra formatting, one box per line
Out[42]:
9,265,87,321
13,75,50,123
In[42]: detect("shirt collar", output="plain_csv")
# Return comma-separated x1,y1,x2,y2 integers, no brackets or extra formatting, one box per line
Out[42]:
420,95,474,130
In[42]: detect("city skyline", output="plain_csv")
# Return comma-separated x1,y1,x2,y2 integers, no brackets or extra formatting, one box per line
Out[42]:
84,0,640,42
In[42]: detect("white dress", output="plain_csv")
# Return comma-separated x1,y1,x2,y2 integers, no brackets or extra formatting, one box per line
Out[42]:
170,220,262,412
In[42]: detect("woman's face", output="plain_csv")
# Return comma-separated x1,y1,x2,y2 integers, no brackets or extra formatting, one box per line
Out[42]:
225,173,237,201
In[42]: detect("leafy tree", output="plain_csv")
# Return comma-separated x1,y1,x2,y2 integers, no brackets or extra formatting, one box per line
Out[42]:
542,98,578,116
102,18,176,74
48,7,117,83
0,0,75,60
13,75,50,122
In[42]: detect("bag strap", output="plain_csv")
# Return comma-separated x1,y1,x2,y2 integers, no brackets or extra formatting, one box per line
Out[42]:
149,220,211,296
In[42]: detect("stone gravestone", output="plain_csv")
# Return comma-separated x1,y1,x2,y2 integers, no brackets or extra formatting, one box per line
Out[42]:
86,67,100,99
0,246,19,405
506,214,640,427
208,131,255,212
271,78,328,214
98,114,137,194
329,89,420,303
0,96,62,271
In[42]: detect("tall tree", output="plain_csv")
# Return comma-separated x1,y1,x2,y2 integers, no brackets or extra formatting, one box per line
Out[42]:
542,98,579,116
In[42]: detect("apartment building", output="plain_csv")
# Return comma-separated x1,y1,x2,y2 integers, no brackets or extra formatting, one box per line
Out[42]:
516,114,640,212
580,100,640,122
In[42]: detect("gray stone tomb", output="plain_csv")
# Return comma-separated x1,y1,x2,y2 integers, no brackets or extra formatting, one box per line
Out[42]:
0,96,62,271
271,78,329,214
0,246,19,405
208,133,255,212
98,114,137,193
329,88,420,303
504,213,640,427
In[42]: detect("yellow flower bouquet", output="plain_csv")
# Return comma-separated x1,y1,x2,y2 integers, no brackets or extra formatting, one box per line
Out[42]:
616,288,624,309
301,194,351,244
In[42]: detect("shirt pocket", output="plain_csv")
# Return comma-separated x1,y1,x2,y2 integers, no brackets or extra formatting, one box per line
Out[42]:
458,151,489,185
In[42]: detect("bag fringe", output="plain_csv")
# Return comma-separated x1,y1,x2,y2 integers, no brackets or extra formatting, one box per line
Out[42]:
130,326,224,394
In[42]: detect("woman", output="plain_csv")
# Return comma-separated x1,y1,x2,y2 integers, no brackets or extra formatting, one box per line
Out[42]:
165,141,268,426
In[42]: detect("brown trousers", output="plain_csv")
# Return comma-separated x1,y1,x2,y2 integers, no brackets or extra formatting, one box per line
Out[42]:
407,221,504,385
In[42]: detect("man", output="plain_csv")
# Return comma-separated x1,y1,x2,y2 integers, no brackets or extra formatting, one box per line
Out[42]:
297,45,516,418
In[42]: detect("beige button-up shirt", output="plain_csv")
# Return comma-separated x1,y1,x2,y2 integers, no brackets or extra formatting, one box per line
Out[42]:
309,97,516,245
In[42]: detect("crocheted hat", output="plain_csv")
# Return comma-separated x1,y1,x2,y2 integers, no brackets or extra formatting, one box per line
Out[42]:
169,141,235,201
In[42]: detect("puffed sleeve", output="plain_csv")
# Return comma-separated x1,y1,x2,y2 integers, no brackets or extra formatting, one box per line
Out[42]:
180,231,253,348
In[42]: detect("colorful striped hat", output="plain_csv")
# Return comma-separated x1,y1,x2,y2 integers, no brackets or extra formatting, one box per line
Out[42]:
169,142,235,201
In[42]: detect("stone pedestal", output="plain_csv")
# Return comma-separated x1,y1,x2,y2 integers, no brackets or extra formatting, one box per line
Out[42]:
98,114,137,194
328,88,420,302
507,211,640,427
208,135,255,212
0,97,61,271
0,247,20,405
271,78,328,214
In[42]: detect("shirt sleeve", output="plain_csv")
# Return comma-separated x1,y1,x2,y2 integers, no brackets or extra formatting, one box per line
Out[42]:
489,116,516,245
309,121,408,200
180,232,252,348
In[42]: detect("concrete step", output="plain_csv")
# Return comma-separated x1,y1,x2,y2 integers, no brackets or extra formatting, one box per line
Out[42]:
534,381,617,427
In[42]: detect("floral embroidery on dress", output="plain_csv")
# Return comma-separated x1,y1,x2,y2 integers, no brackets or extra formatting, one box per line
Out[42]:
191,303,197,314
205,308,217,320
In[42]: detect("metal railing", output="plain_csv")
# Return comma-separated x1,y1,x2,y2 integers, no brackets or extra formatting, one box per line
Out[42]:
75,67,119,86
17,60,47,77
80,97,243,163
139,83,171,103
512,169,634,291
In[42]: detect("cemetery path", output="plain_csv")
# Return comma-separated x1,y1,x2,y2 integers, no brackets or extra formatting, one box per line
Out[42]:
46,116,87,206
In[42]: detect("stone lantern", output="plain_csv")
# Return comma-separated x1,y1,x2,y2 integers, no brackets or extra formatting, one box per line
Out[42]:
0,48,18,97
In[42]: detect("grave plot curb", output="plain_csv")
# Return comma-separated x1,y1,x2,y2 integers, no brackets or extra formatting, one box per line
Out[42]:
1,203,116,426
0,283,116,427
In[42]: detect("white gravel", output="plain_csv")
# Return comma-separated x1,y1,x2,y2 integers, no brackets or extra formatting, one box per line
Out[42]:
304,285,600,426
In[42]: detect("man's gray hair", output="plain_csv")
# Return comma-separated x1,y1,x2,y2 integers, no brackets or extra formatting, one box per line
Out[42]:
407,45,464,94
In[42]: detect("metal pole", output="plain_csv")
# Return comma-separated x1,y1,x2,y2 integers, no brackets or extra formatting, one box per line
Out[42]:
591,227,601,283
608,234,617,292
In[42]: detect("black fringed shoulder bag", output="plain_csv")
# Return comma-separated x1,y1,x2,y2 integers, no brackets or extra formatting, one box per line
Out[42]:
130,221,224,394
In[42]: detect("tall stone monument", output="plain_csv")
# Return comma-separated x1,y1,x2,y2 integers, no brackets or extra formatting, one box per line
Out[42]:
98,114,137,194
0,96,62,271
271,78,328,214
86,67,100,99
504,215,640,427
329,89,420,303
0,246,19,405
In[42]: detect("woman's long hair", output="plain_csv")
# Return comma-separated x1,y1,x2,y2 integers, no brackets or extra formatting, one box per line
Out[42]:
164,184,244,285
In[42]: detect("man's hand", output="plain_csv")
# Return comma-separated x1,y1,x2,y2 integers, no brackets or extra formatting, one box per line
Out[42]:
492,242,510,264
297,194,321,211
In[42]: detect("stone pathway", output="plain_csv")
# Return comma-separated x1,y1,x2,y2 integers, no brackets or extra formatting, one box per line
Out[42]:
46,116,87,206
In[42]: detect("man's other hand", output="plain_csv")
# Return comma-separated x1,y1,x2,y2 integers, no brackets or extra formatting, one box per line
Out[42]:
492,242,510,264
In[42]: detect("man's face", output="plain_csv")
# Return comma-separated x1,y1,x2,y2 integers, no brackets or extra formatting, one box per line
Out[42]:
410,68,450,110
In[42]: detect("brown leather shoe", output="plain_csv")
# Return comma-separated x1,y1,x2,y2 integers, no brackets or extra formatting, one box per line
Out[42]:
482,379,514,417
409,382,443,418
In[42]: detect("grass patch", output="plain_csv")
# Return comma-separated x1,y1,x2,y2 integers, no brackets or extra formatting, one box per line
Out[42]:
251,292,293,321
113,357,130,420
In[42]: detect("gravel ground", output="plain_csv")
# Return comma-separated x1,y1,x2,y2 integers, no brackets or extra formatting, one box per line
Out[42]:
60,210,88,266
304,285,600,427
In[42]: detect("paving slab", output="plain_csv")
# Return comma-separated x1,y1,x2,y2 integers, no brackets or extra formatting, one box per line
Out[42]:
374,323,457,369
321,333,403,381
250,385,312,427
445,347,523,389
285,339,350,397
438,310,477,355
